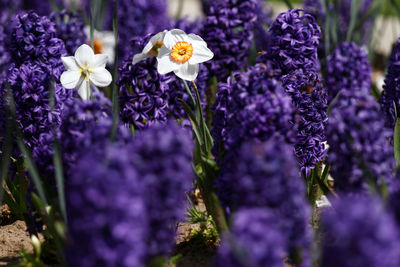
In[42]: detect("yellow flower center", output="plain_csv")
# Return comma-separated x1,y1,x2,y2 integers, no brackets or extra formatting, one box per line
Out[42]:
80,65,92,80
170,41,193,63
93,39,103,54
148,41,164,56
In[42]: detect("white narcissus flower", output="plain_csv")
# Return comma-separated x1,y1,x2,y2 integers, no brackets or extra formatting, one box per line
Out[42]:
156,29,214,81
132,30,167,65
84,26,115,64
60,44,112,100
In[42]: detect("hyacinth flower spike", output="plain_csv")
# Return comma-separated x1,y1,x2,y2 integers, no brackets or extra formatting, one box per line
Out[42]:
156,29,214,81
132,30,167,65
60,44,112,100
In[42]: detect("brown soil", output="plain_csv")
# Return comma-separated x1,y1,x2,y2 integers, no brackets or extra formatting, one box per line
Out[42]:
0,220,33,266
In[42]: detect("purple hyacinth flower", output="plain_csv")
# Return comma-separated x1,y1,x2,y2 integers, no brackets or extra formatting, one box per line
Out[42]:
326,42,371,101
67,142,147,267
321,195,400,267
50,10,87,55
281,69,328,176
130,121,195,258
214,208,285,267
211,63,295,162
202,0,259,80
327,88,396,194
380,37,400,129
263,9,321,75
216,138,313,266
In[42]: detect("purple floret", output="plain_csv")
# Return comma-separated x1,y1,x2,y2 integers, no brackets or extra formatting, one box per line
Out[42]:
326,42,371,101
327,89,396,194
130,121,194,258
50,10,87,55
216,138,312,265
281,69,328,176
214,208,285,267
263,9,321,75
5,11,67,77
211,63,295,161
202,0,259,80
67,142,147,267
321,195,400,267
118,55,171,129
380,37,400,129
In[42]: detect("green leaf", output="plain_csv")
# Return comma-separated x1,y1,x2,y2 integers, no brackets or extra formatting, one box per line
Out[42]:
321,164,331,183
110,0,120,142
346,0,361,42
394,118,400,169
179,99,203,147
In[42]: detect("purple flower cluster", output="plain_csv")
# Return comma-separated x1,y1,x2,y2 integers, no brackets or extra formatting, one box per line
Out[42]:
118,55,171,129
214,208,285,267
106,0,169,60
67,142,148,267
281,69,327,175
57,92,132,176
380,37,400,129
0,24,10,81
5,11,67,77
130,122,194,258
1,62,68,152
253,0,274,51
202,0,259,80
216,138,312,265
50,10,87,55
321,195,400,267
264,9,321,74
327,89,396,194
326,42,371,101
211,63,294,161
66,121,194,264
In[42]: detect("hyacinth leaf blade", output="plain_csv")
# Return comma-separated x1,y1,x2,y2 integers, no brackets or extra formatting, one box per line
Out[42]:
346,0,361,42
49,81,67,223
178,98,203,148
111,0,120,141
30,193,67,265
390,0,400,19
394,118,400,169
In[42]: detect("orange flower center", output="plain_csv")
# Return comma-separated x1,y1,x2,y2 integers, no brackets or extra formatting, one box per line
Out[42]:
93,39,103,54
170,41,193,63
148,41,164,56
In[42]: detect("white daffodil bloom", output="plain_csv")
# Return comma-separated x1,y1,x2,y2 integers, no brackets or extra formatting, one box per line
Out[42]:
60,44,112,100
156,29,214,81
84,26,115,64
132,30,167,65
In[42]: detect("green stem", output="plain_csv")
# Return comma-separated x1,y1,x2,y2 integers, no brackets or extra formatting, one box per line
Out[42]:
181,78,228,234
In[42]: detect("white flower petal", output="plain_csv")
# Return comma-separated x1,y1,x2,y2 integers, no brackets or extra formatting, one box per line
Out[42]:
60,70,82,89
163,29,188,49
132,53,149,65
157,46,181,74
75,44,95,66
143,30,167,54
78,80,90,100
189,42,214,64
61,56,79,71
188,33,207,44
89,68,112,87
92,54,108,68
174,63,199,81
